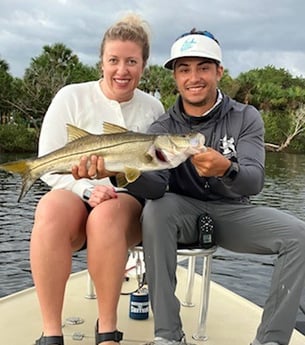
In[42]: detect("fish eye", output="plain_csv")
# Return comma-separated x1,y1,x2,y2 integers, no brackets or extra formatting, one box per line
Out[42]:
190,137,199,145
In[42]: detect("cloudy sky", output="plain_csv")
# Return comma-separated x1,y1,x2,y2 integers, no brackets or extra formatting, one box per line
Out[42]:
1,0,304,79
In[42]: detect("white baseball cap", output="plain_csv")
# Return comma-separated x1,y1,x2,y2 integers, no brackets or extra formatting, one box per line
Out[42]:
163,31,222,70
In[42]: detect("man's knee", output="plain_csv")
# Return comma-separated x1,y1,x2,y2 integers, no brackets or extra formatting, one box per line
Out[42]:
142,198,174,227
295,222,305,259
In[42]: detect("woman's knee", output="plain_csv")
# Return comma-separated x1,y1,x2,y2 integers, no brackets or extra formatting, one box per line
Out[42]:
33,190,87,236
87,196,141,243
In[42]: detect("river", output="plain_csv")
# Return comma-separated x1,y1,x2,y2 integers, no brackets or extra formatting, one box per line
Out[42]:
1,152,305,327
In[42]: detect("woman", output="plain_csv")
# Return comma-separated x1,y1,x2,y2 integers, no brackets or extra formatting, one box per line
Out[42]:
31,13,164,345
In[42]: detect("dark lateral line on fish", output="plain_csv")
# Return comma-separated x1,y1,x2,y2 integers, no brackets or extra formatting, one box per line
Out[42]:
28,137,155,173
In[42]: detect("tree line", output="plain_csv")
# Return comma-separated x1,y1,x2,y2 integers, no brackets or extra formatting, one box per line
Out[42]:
1,43,305,153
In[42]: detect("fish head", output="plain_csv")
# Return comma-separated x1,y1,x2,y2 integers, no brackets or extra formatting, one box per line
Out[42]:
153,132,206,168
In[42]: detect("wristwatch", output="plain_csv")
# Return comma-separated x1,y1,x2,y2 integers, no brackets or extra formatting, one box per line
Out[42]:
83,188,92,201
221,160,239,182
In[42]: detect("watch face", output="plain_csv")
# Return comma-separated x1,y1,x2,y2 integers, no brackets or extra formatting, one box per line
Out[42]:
222,161,239,182
83,189,92,201
228,162,239,180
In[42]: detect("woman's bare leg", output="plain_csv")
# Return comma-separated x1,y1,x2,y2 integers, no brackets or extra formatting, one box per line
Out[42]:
87,193,142,345
30,189,88,336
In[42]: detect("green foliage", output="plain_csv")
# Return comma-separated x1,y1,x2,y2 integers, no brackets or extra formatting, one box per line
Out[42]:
0,124,37,153
3,43,100,136
289,135,305,153
218,69,240,98
235,65,305,112
262,111,288,143
0,59,15,117
162,94,178,111
68,62,100,83
139,65,177,109
1,47,305,153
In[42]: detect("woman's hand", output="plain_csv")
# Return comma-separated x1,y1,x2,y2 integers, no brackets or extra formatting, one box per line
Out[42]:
72,155,116,180
86,185,118,207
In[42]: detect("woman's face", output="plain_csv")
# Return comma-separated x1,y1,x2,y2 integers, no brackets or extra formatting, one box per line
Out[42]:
100,39,145,102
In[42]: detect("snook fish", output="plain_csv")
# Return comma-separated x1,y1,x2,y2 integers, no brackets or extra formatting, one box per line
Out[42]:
0,122,206,201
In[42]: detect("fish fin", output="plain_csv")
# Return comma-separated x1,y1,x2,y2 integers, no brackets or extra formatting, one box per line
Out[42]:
144,152,154,162
19,174,36,202
0,159,35,202
103,122,128,134
124,167,141,183
115,168,141,187
0,159,29,175
143,146,160,166
66,124,91,142
115,173,129,188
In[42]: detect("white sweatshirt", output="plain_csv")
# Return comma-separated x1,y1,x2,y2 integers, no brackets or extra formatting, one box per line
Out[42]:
38,80,164,199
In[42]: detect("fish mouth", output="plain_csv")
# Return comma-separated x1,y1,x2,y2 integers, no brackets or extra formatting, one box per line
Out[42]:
155,148,185,167
155,149,168,162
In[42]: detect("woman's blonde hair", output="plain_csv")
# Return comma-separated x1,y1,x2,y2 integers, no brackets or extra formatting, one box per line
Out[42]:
100,13,151,67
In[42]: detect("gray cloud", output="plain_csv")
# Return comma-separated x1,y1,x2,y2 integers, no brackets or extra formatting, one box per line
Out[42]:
0,0,304,78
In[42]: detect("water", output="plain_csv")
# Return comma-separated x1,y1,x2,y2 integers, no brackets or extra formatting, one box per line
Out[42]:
0,153,88,295
1,152,305,326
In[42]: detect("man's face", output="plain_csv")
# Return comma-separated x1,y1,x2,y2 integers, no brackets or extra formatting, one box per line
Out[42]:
173,57,223,116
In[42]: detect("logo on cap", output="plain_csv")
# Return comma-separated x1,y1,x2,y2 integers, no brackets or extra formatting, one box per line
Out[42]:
180,38,197,52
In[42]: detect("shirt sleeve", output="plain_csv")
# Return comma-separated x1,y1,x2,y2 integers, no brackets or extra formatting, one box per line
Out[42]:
38,86,106,200
220,105,265,196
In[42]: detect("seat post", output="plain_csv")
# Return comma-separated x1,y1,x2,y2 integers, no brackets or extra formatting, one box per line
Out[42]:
192,253,213,341
86,244,217,340
181,255,196,307
85,271,96,299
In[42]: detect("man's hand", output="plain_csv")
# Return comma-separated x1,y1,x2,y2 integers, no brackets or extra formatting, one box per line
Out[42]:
191,148,231,177
72,155,117,180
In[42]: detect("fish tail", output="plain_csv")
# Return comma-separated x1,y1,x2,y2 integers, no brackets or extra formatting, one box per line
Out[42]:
0,159,29,175
0,160,35,202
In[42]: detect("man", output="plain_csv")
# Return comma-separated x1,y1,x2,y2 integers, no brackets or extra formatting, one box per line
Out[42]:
125,29,305,345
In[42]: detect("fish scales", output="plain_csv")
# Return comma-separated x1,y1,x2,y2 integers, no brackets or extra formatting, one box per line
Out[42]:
0,122,206,201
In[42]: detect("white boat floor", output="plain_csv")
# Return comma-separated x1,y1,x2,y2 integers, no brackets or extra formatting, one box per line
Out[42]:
1,266,304,345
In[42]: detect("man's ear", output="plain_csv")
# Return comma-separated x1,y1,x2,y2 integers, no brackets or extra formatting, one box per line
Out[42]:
216,65,224,82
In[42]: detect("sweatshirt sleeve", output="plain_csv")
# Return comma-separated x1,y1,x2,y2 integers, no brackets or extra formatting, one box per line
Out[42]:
124,104,265,201
123,170,169,199
220,105,265,196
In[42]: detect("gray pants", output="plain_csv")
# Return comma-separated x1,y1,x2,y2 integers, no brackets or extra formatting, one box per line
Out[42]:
141,193,305,345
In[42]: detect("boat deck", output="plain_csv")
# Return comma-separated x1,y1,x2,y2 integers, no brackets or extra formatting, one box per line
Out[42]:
1,266,304,345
